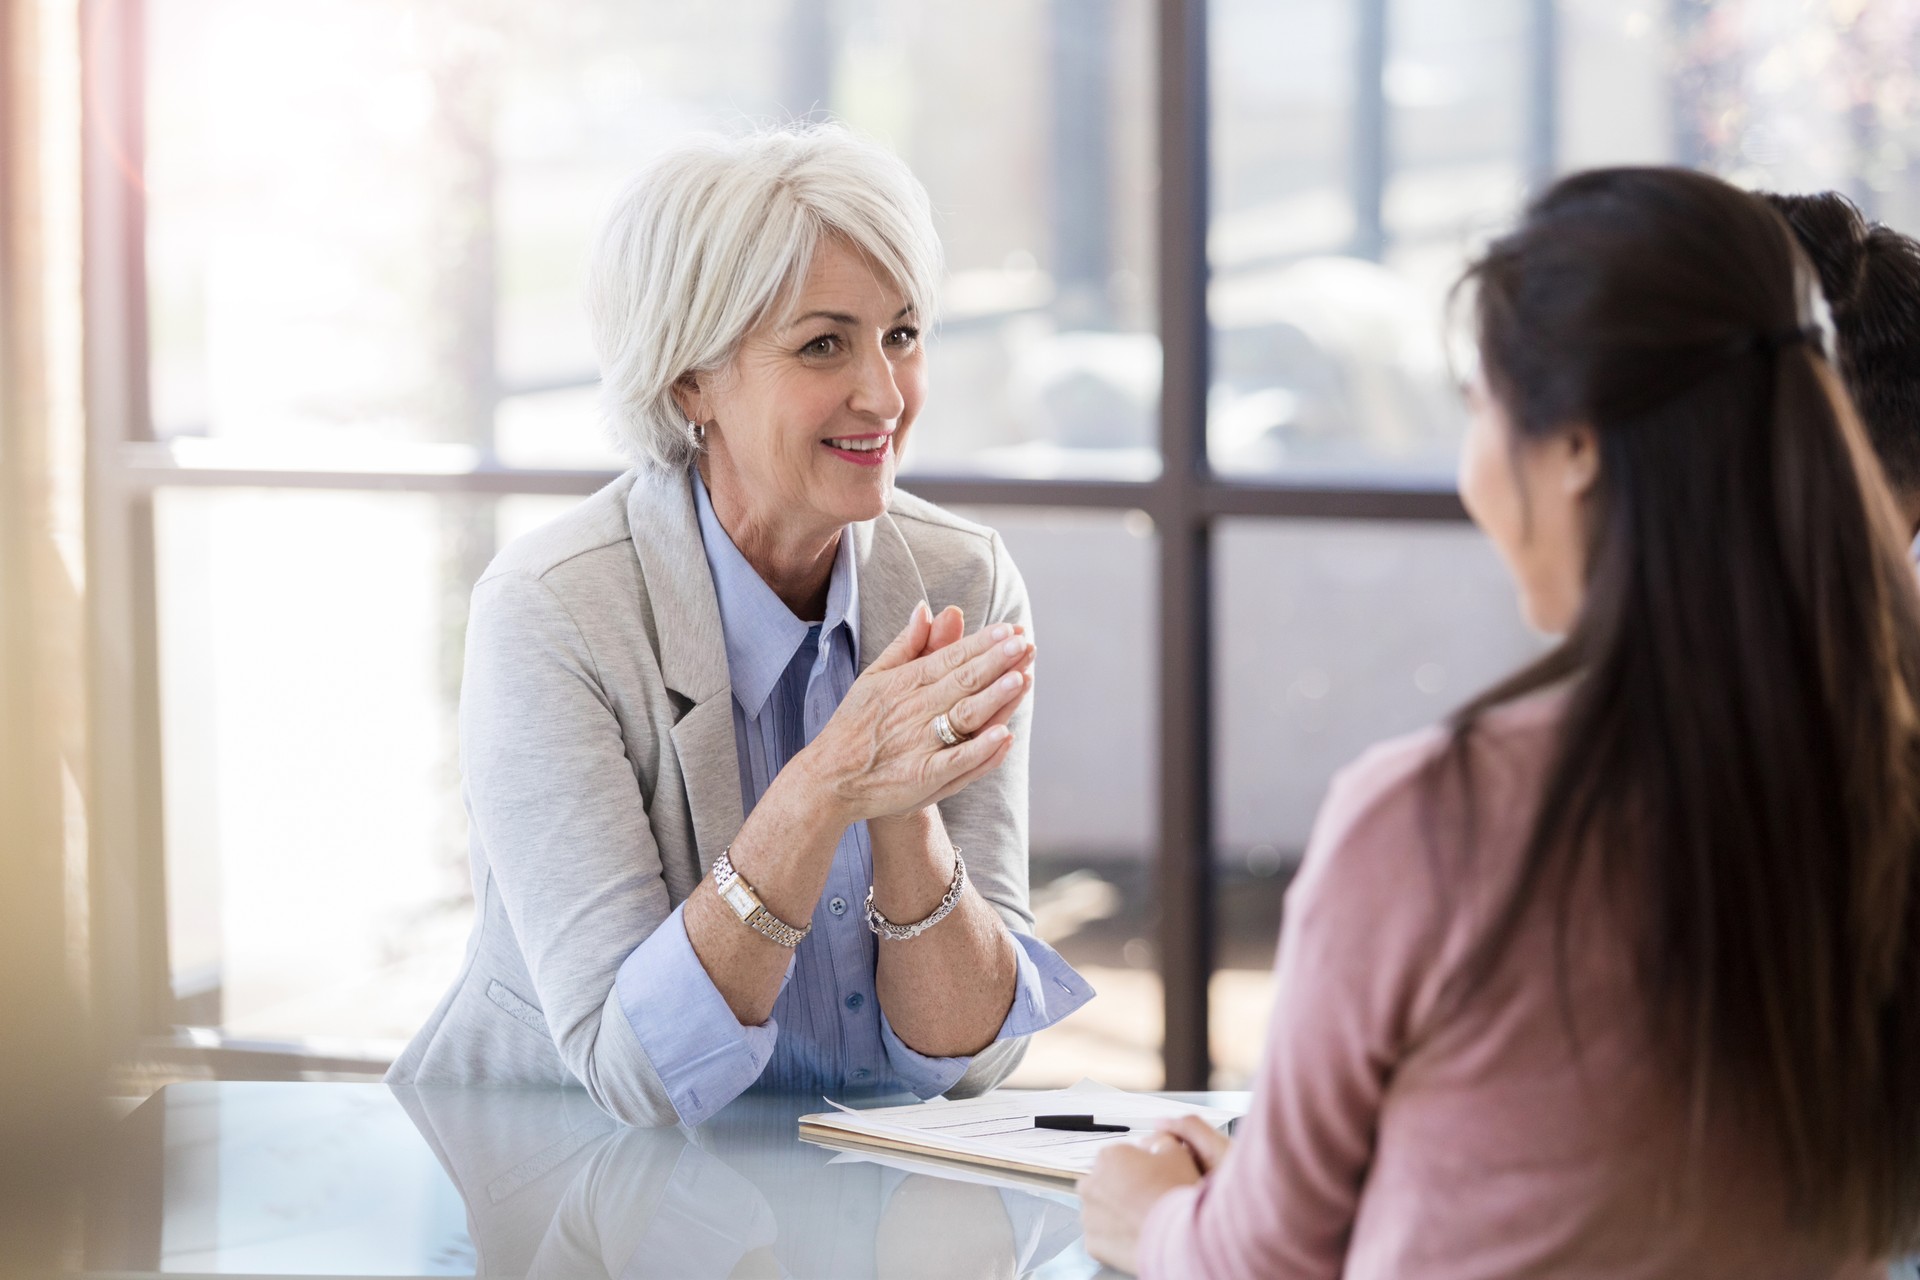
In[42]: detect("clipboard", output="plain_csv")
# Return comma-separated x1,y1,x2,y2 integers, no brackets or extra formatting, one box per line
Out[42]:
796,1083,1245,1182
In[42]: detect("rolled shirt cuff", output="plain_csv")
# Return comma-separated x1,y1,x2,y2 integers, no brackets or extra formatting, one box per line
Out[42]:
879,931,1097,1098
615,903,780,1127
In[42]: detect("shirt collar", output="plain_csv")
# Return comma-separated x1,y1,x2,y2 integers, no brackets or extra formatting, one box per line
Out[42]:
691,469,860,718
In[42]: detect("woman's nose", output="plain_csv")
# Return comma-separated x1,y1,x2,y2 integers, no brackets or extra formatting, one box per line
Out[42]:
848,345,907,420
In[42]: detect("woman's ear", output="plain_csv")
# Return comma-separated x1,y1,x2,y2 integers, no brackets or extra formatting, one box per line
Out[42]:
670,372,703,424
1561,423,1601,498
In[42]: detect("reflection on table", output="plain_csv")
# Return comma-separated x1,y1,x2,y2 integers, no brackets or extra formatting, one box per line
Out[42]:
81,1081,1212,1278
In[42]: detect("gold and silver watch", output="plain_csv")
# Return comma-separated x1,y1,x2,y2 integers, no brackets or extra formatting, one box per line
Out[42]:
712,847,810,949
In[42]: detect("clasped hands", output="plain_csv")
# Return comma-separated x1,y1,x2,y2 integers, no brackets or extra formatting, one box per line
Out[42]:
796,601,1036,828
687,603,1035,1029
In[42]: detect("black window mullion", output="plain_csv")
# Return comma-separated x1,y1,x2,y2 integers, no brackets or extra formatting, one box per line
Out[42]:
1155,0,1214,1091
1352,0,1389,261
113,450,1472,520
1527,0,1560,193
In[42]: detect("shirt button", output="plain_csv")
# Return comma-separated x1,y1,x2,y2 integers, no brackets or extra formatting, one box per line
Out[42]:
828,896,847,916
845,992,865,1011
853,1068,871,1081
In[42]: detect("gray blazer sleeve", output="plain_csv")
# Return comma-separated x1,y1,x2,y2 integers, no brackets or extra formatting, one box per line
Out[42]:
460,569,681,1125
932,530,1042,1097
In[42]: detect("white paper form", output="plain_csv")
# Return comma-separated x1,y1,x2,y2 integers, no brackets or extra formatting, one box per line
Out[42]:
798,1084,1245,1179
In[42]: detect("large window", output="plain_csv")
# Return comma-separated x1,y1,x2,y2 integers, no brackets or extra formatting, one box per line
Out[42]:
87,0,1920,1087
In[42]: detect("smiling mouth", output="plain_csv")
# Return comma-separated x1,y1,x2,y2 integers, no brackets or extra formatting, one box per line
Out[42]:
822,435,893,465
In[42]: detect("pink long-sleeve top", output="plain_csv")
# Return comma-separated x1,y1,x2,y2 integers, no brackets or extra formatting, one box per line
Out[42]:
1139,690,1887,1279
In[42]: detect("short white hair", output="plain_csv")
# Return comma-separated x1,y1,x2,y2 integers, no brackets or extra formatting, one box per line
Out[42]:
587,123,943,471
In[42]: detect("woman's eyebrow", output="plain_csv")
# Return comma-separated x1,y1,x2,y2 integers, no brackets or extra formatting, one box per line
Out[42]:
785,305,915,330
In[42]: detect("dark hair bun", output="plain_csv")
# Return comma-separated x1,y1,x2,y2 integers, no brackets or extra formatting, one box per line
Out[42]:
1761,189,1920,492
1763,191,1870,313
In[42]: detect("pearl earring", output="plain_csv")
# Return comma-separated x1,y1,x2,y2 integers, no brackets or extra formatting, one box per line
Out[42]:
687,419,706,448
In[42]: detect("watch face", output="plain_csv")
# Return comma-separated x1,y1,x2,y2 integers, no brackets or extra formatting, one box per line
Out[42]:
721,881,757,919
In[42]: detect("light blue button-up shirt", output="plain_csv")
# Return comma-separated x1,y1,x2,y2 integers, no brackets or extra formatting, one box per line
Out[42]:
613,472,1093,1127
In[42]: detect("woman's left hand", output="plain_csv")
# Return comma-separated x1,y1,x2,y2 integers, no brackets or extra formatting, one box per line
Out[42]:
1079,1137,1205,1275
1153,1115,1233,1174
866,605,1024,838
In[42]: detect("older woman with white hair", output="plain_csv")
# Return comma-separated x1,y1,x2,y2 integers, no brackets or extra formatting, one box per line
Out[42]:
387,124,1092,1126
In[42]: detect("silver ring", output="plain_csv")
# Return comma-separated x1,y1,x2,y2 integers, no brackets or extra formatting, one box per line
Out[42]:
931,711,966,748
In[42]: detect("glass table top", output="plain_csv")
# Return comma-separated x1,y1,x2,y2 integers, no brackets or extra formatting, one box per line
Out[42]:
80,1082,1247,1279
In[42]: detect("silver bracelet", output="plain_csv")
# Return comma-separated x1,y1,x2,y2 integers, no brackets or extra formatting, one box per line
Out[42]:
866,849,966,942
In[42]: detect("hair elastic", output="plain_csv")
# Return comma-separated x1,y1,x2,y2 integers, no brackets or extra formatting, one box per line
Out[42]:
1753,325,1821,355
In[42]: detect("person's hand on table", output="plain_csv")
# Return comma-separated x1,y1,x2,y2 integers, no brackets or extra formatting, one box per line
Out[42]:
1078,1130,1209,1275
797,603,1035,827
1153,1114,1233,1173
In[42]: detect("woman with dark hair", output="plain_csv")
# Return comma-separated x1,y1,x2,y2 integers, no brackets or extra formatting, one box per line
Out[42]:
1079,167,1920,1277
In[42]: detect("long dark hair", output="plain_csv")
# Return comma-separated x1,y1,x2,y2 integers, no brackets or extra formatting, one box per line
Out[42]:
1445,167,1920,1249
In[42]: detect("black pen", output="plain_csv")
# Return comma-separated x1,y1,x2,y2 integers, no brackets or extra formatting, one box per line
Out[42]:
1033,1114,1130,1133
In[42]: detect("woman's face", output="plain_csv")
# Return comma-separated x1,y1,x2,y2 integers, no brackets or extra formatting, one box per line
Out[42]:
682,235,927,546
1458,366,1598,636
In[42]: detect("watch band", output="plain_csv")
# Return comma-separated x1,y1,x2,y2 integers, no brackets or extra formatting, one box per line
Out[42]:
866,849,966,942
712,847,810,949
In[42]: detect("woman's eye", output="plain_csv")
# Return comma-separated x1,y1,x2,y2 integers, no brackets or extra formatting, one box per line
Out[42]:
887,325,921,349
800,334,840,357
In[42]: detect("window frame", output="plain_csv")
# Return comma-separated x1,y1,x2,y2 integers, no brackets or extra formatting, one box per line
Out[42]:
83,0,1556,1088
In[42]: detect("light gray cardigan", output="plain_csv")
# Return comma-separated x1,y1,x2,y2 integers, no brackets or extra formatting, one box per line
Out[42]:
386,467,1039,1124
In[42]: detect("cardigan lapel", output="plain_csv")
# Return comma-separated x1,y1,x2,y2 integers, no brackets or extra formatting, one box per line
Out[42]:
624,467,729,705
854,511,930,674
668,698,746,875
625,468,743,873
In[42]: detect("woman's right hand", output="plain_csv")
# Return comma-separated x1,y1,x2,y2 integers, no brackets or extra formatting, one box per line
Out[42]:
796,602,1035,825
